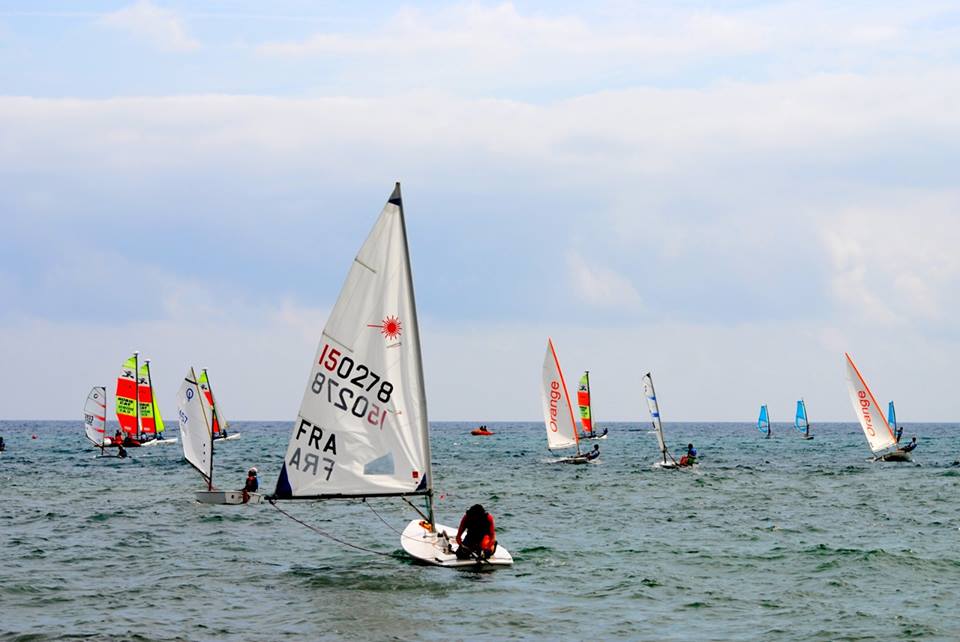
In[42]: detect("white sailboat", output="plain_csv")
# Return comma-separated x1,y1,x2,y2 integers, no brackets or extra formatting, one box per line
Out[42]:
270,184,512,567
642,373,686,469
177,366,262,504
844,353,909,462
541,339,597,464
83,385,124,458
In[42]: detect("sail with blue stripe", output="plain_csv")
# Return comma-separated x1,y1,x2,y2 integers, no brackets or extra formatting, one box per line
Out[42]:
642,372,670,462
888,401,899,441
794,399,809,435
757,404,770,436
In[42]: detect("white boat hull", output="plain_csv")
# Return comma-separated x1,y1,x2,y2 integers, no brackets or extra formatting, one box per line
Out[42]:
141,437,178,447
195,490,263,505
213,433,241,441
401,520,513,568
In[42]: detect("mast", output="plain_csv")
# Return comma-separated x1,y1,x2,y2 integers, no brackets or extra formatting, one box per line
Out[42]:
394,183,434,527
145,359,157,441
202,368,216,490
134,351,140,442
100,386,106,457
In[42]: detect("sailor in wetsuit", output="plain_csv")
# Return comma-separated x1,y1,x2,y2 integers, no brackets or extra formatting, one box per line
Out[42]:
242,467,259,503
585,444,600,460
900,436,918,453
455,504,497,560
680,443,697,466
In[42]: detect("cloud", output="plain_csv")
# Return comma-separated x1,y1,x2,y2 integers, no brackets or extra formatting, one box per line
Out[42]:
100,1,199,53
567,251,641,310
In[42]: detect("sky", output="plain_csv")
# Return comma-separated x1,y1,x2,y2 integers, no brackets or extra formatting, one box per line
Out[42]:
1,1,958,422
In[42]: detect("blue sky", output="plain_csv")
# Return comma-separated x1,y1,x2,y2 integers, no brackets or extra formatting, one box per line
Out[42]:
1,1,958,421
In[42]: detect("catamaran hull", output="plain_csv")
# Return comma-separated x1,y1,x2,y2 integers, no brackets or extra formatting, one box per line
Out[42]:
578,434,608,440
141,437,178,447
401,520,513,568
195,490,263,505
213,433,241,441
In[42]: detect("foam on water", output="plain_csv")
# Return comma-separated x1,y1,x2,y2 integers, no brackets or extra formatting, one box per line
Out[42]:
2,420,959,640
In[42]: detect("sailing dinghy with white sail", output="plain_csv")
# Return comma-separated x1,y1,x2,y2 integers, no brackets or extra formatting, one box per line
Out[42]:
83,385,123,457
642,373,688,469
270,183,512,567
795,399,813,440
757,404,771,439
178,366,261,504
577,371,608,440
541,339,597,464
844,353,910,462
198,368,240,441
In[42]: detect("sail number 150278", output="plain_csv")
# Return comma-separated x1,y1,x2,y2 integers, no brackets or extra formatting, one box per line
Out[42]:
311,343,393,428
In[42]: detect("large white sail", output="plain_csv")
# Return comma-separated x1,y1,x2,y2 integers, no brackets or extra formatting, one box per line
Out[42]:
844,353,897,453
541,339,579,451
177,367,213,483
275,184,431,499
83,386,107,446
642,373,669,459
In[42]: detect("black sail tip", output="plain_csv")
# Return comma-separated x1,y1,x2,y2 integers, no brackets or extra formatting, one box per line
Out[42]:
388,182,402,206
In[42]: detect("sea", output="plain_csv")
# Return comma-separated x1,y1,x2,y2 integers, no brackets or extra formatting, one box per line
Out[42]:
3,420,959,641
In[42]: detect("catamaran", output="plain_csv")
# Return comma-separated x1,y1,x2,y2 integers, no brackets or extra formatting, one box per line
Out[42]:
577,371,608,440
795,399,813,440
178,367,260,504
112,352,177,447
757,404,771,438
642,372,689,468
541,339,597,464
270,184,512,567
198,368,240,441
844,353,910,462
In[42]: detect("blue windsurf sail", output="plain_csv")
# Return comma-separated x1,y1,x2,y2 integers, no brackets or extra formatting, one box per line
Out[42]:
757,404,770,435
888,401,900,442
794,399,809,434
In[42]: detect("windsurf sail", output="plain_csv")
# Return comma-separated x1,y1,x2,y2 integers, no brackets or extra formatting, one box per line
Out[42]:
642,372,671,463
177,367,213,487
794,399,809,435
83,386,107,447
137,361,163,439
888,400,899,442
541,339,580,452
273,184,433,512
115,353,139,438
757,404,770,435
844,353,897,454
577,371,593,435
198,369,225,436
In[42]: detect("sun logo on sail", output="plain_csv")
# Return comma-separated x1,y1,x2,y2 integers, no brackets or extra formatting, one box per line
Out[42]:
368,315,403,341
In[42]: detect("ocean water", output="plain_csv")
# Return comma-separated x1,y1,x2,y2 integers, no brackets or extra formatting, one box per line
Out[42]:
3,419,959,641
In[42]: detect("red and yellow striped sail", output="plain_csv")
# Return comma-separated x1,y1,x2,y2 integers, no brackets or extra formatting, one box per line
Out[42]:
577,372,593,433
197,370,222,435
115,355,139,436
137,363,164,437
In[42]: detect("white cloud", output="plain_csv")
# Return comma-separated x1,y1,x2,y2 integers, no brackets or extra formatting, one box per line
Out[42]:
100,1,199,53
567,251,641,310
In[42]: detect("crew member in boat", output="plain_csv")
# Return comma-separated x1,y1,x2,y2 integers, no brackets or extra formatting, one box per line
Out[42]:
454,504,497,560
900,436,918,453
113,429,123,446
242,467,259,503
585,444,600,461
679,443,697,466
0,436,5,451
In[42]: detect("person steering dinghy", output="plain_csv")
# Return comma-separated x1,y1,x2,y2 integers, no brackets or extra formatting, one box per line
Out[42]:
453,504,497,560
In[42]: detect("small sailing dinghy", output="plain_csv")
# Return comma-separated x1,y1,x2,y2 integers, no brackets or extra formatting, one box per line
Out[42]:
642,373,689,469
198,368,240,441
112,353,177,447
541,339,597,464
83,386,123,457
795,399,814,440
757,404,771,438
577,371,608,440
844,353,910,462
270,184,512,568
178,367,262,504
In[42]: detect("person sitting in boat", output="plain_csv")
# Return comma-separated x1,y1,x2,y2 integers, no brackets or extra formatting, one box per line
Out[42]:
455,504,497,560
585,444,600,461
0,436,5,451
242,467,259,503
113,429,123,446
679,443,697,466
116,443,127,458
900,436,918,453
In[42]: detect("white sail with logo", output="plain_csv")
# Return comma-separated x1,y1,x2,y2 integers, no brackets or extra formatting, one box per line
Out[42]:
642,373,670,462
844,353,897,453
541,339,580,451
177,367,213,484
83,386,107,447
274,183,432,499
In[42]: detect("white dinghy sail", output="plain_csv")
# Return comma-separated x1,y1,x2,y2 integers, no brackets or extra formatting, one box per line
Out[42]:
83,386,108,455
844,353,904,461
271,183,511,566
178,367,261,504
642,373,679,468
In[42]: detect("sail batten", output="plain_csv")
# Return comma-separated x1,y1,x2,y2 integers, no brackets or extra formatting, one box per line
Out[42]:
844,353,897,453
275,184,432,501
541,339,580,452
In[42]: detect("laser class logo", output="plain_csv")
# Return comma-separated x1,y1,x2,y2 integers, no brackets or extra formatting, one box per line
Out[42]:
368,315,403,341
